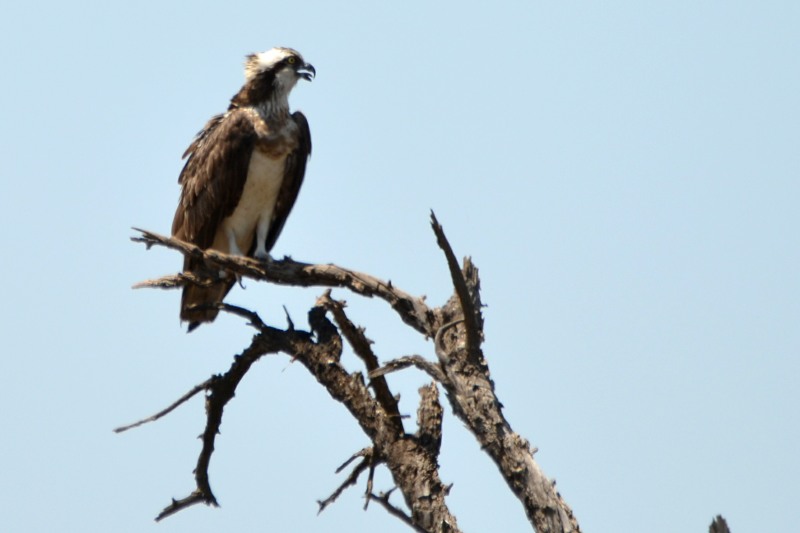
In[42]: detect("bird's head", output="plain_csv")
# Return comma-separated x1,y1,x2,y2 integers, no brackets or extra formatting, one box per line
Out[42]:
244,47,315,96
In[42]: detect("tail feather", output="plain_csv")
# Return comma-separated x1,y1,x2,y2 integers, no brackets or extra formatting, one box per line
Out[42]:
180,279,235,332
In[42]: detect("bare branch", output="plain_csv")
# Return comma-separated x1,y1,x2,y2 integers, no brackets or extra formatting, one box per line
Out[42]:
155,491,211,522
132,229,436,337
151,327,293,520
369,355,446,384
282,305,295,331
427,219,580,532
114,379,211,433
298,306,461,531
217,303,267,331
334,447,373,474
318,449,375,514
429,212,483,365
369,489,427,533
318,292,404,434
132,271,216,290
363,460,377,510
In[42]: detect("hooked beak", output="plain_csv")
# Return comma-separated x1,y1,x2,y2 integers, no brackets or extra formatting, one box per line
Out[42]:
298,62,316,81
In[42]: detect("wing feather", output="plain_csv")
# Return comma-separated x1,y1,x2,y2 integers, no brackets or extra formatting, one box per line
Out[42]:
171,109,258,330
172,109,258,249
264,111,312,252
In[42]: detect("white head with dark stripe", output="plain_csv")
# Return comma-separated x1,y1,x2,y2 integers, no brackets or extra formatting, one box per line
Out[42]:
233,47,315,110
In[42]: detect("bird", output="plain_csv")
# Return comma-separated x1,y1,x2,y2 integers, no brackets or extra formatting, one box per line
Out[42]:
171,47,314,331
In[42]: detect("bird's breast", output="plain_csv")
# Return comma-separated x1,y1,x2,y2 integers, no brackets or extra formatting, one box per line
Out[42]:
212,149,286,255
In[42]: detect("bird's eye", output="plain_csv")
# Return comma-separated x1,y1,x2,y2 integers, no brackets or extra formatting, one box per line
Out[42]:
287,57,296,64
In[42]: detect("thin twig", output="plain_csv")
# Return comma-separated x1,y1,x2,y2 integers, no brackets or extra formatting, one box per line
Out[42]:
362,450,381,512
318,450,375,514
114,380,212,433
368,490,426,533
155,491,211,522
334,447,373,473
282,305,295,331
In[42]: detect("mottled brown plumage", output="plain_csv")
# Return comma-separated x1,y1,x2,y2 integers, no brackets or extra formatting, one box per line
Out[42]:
171,48,313,331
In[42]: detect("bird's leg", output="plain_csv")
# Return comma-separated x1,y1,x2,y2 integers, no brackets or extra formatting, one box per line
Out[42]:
253,215,273,261
225,227,244,257
223,227,245,287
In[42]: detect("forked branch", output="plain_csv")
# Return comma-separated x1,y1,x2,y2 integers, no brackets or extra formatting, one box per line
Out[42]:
124,214,585,532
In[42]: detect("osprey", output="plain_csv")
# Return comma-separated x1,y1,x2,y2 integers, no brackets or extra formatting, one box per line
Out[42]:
171,47,314,331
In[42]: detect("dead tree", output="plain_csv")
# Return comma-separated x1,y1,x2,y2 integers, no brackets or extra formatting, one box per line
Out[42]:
118,213,577,531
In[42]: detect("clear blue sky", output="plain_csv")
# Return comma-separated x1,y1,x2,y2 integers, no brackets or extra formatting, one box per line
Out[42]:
1,1,797,531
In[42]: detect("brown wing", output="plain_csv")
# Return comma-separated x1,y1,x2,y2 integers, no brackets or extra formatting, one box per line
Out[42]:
263,111,312,252
171,109,258,331
172,109,258,247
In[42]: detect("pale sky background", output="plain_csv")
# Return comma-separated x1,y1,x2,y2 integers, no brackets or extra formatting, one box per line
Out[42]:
1,1,798,532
